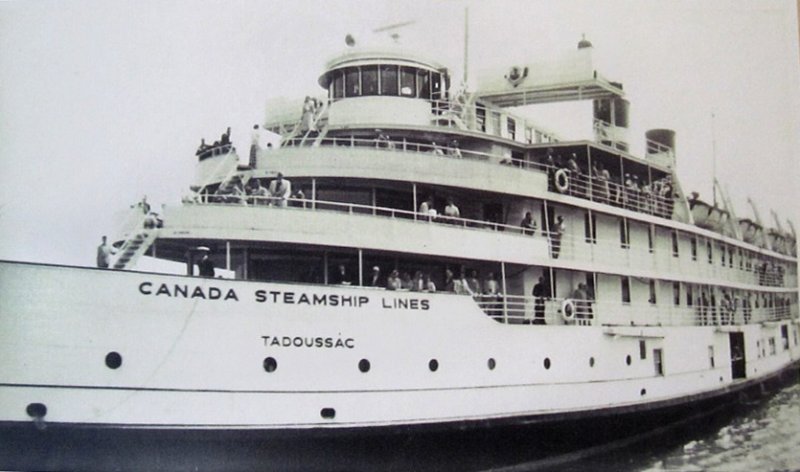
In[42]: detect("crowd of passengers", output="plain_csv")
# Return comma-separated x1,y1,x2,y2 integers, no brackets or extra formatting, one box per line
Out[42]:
696,290,794,325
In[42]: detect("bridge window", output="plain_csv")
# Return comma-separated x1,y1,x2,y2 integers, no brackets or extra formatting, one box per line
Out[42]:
686,284,694,306
380,65,398,96
416,69,430,99
400,67,416,96
431,71,444,100
345,67,360,97
332,71,344,99
362,66,378,95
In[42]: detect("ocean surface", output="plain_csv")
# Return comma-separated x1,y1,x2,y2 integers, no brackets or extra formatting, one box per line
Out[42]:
559,382,800,471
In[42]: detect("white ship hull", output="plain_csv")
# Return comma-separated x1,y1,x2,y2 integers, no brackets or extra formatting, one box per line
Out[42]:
2,261,798,470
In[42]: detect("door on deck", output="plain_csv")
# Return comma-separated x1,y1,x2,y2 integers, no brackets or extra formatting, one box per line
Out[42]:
729,332,746,379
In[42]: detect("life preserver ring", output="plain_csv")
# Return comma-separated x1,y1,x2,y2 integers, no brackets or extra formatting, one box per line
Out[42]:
555,169,569,193
561,299,576,322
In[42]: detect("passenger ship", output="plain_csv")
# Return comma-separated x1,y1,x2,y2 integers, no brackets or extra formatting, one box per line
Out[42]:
1,30,799,471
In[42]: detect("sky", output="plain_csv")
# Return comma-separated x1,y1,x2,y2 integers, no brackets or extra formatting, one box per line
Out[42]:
0,0,798,267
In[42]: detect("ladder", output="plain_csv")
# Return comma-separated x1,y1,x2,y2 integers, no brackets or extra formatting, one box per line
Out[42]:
112,230,158,270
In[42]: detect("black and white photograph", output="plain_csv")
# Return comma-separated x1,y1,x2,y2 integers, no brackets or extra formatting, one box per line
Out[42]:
1,1,799,470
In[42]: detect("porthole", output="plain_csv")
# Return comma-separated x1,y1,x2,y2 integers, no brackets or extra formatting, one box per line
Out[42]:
429,359,439,372
543,358,551,370
105,352,122,369
626,355,632,366
640,388,647,396
358,359,371,373
589,357,595,367
263,357,278,373
320,408,336,419
26,403,47,419
719,376,724,382
487,358,496,370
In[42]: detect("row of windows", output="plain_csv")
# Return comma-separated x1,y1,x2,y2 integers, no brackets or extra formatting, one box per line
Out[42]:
328,65,447,100
583,211,792,280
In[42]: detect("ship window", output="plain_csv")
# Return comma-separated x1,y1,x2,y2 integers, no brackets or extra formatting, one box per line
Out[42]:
589,357,595,367
781,325,789,350
361,66,378,95
648,225,655,253
720,244,726,266
263,357,278,373
400,67,416,96
105,351,122,369
332,70,344,99
640,388,647,396
428,359,439,372
709,346,715,368
728,247,734,268
686,284,694,306
648,280,656,304
320,408,336,419
653,349,664,375
543,358,551,370
380,64,398,96
26,403,47,419
416,69,430,99
621,276,631,303
619,219,629,248
431,71,443,100
768,337,776,355
690,236,697,261
639,340,646,359
489,112,502,136
476,105,486,132
671,230,679,257
345,67,360,97
707,240,713,264
584,211,597,244
358,358,371,373
507,117,516,140
671,282,679,306
738,249,744,270
625,354,632,365
487,358,496,370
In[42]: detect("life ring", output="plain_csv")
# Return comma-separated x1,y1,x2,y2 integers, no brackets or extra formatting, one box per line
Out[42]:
561,299,576,322
555,169,569,193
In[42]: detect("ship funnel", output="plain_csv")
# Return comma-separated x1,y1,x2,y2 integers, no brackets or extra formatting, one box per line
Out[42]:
593,95,629,152
645,129,676,169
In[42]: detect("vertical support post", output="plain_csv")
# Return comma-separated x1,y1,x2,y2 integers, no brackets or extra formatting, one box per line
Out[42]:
311,178,317,210
586,144,593,202
543,200,551,258
226,241,231,271
243,247,248,280
372,188,377,216
412,183,418,220
323,251,329,285
501,261,508,323
358,249,363,286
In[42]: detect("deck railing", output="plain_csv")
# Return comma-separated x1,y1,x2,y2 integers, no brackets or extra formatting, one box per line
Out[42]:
182,196,796,289
477,294,798,327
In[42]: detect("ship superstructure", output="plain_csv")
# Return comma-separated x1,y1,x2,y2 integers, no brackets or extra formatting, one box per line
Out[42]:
1,34,798,471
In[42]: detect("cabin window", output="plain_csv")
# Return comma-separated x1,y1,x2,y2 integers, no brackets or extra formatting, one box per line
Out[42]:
619,218,629,248
621,276,631,304
720,243,726,267
728,247,734,268
431,71,443,100
345,67,360,97
648,279,657,304
584,211,596,244
653,349,664,376
380,64,398,96
738,249,744,270
639,340,647,359
782,325,789,350
361,66,378,95
707,240,713,264
489,112,502,136
648,225,655,253
690,236,697,261
708,346,715,368
686,284,694,306
400,67,416,97
332,70,344,99
507,117,516,140
768,338,776,355
673,282,680,306
671,230,679,257
476,106,486,132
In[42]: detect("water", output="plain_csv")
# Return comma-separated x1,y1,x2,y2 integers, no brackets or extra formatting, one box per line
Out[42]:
563,383,800,471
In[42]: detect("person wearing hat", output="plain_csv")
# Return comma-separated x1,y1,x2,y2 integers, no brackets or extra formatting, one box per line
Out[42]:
197,247,215,278
368,266,383,287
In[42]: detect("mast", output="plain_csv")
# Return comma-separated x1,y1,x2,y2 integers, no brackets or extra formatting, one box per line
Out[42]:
711,112,717,207
463,6,469,85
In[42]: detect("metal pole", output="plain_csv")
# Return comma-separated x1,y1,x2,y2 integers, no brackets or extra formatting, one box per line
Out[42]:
323,251,329,285
358,249,363,286
501,261,507,323
226,241,231,271
412,183,418,220
311,178,317,210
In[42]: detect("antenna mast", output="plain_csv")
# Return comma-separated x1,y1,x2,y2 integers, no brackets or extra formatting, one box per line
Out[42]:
711,111,717,207
463,6,469,85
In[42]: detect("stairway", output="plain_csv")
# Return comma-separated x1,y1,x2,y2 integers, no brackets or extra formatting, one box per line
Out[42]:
112,230,158,270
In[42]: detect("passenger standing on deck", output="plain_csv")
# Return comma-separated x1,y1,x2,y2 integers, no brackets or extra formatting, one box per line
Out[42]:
532,276,546,324
269,173,292,207
249,124,261,168
386,270,402,290
334,264,351,285
197,248,215,278
444,198,460,223
419,196,435,220
551,216,565,259
521,211,537,236
368,266,383,287
96,236,115,269
443,269,455,292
